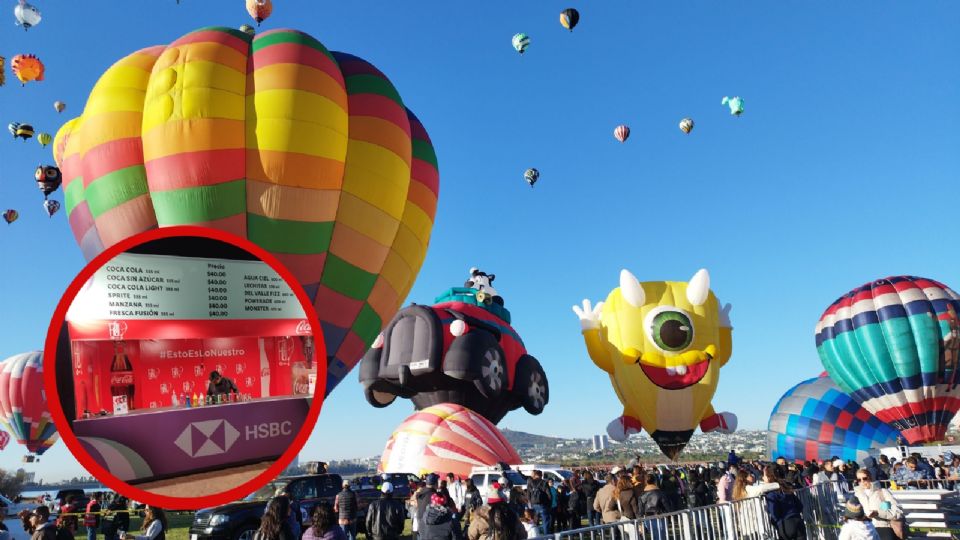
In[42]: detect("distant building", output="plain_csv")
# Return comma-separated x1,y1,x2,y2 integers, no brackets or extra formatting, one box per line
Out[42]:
592,435,609,451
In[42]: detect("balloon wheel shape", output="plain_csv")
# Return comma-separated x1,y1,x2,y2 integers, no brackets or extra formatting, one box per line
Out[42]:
380,403,521,478
816,276,960,443
767,374,901,463
53,27,440,399
0,351,59,462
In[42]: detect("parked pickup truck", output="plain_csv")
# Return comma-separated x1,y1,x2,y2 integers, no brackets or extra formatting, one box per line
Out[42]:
189,474,382,540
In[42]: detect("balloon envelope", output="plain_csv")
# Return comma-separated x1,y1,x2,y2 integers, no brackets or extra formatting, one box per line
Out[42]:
379,403,521,478
14,1,41,29
560,9,579,31
816,276,960,443
768,374,901,463
0,352,59,456
0,431,9,451
53,27,440,398
614,125,630,143
11,54,44,85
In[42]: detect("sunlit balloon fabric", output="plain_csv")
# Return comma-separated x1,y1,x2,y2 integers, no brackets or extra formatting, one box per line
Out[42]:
53,27,440,396
768,375,901,463
816,276,960,444
379,403,522,478
0,352,59,457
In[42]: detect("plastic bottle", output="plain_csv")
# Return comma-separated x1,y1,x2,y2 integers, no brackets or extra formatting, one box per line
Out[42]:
171,393,179,407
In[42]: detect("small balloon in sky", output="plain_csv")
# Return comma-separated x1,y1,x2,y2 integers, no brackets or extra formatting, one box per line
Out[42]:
679,118,694,134
614,124,630,143
512,33,530,54
14,0,41,31
722,96,744,116
524,168,539,188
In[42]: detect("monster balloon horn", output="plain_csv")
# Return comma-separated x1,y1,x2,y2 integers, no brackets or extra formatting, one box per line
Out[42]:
572,268,736,459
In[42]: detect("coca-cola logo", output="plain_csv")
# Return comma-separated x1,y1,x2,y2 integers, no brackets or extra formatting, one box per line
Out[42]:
193,365,204,377
147,368,159,381
235,363,245,375
160,383,170,395
245,376,255,388
108,321,128,340
182,380,195,393
296,320,311,335
110,373,134,385
170,366,183,379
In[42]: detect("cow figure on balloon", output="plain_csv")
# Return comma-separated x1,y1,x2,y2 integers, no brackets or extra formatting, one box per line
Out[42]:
573,268,736,459
360,268,548,424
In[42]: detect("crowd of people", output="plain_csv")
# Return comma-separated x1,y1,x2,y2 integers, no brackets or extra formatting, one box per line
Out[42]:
11,496,167,540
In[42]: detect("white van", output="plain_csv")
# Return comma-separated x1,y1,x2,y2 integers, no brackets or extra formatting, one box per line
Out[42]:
469,465,528,492
515,464,574,485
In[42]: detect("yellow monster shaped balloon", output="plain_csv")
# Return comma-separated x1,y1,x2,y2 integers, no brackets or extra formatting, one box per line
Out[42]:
572,268,735,459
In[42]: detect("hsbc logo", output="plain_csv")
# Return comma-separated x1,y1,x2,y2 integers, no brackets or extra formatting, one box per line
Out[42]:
174,420,241,458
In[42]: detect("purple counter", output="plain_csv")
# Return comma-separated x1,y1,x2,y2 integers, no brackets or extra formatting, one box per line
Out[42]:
73,396,312,483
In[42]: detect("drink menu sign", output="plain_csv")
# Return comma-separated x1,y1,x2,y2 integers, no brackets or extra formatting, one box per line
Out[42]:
67,253,305,321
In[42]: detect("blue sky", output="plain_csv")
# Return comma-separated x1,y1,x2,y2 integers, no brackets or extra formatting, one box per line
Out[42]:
0,1,958,482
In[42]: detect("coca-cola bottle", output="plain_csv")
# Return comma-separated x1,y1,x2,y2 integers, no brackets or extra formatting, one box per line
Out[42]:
109,341,136,411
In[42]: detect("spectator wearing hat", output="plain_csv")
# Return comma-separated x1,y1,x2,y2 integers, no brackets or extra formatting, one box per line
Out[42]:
206,371,239,401
419,493,462,540
30,506,58,540
334,480,358,540
467,484,525,540
365,483,405,540
416,475,440,532
838,497,880,540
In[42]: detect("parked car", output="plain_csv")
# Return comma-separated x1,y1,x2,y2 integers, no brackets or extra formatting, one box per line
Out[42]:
469,465,528,493
360,287,549,424
514,464,574,485
190,473,379,540
52,489,89,514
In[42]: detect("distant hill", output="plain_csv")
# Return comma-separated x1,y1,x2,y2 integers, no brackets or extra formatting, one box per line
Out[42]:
500,428,575,448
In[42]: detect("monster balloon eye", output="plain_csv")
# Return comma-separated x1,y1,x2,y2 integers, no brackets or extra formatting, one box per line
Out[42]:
45,168,58,178
650,310,694,352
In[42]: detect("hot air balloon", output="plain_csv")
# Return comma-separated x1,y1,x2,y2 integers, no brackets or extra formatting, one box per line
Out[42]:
53,27,440,398
11,54,44,86
0,352,60,459
8,122,33,141
0,430,10,451
240,24,255,36
379,403,522,478
246,0,272,26
614,124,630,143
512,33,530,54
0,56,5,87
816,276,960,444
524,168,539,188
13,0,41,31
2,210,17,224
53,101,65,113
43,199,60,217
679,118,694,134
768,374,901,463
37,132,52,147
722,96,744,116
36,165,62,198
560,8,579,31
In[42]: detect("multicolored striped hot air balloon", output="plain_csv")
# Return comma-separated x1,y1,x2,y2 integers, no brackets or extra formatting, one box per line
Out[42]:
53,27,440,397
379,403,522,478
0,430,10,451
816,276,960,444
767,374,901,463
0,352,59,459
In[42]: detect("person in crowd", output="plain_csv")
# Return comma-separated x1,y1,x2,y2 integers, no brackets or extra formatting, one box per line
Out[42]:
580,472,601,527
731,470,752,501
639,474,667,539
685,469,711,508
419,493,462,540
417,475,440,530
727,450,739,469
912,453,936,480
520,509,539,539
467,484,525,540
862,457,887,483
566,480,582,530
271,489,302,539
838,497,880,540
854,470,902,540
746,466,781,498
447,474,466,522
334,480,359,540
764,479,805,540
507,487,526,522
593,474,619,525
56,496,79,535
463,480,483,526
101,496,129,540
554,482,570,532
84,494,102,540
613,475,639,521
409,482,426,540
302,503,346,540
206,370,239,401
30,506,57,540
119,507,166,540
877,456,892,479
365,483,405,540
525,471,551,536
544,479,559,532
717,464,736,502
253,499,294,540
895,457,931,489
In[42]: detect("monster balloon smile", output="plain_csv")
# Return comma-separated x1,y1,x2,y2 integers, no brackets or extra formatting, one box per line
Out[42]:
573,268,736,459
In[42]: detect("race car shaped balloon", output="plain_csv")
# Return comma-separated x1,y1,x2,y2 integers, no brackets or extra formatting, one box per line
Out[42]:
359,268,548,425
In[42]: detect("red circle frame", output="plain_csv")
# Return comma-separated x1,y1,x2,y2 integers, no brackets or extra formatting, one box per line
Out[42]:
42,226,327,510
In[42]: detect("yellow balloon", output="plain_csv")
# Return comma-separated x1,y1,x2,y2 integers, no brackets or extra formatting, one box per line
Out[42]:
574,268,734,459
37,132,52,147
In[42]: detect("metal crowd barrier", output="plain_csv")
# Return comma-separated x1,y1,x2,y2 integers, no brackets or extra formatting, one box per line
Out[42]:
529,482,846,540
